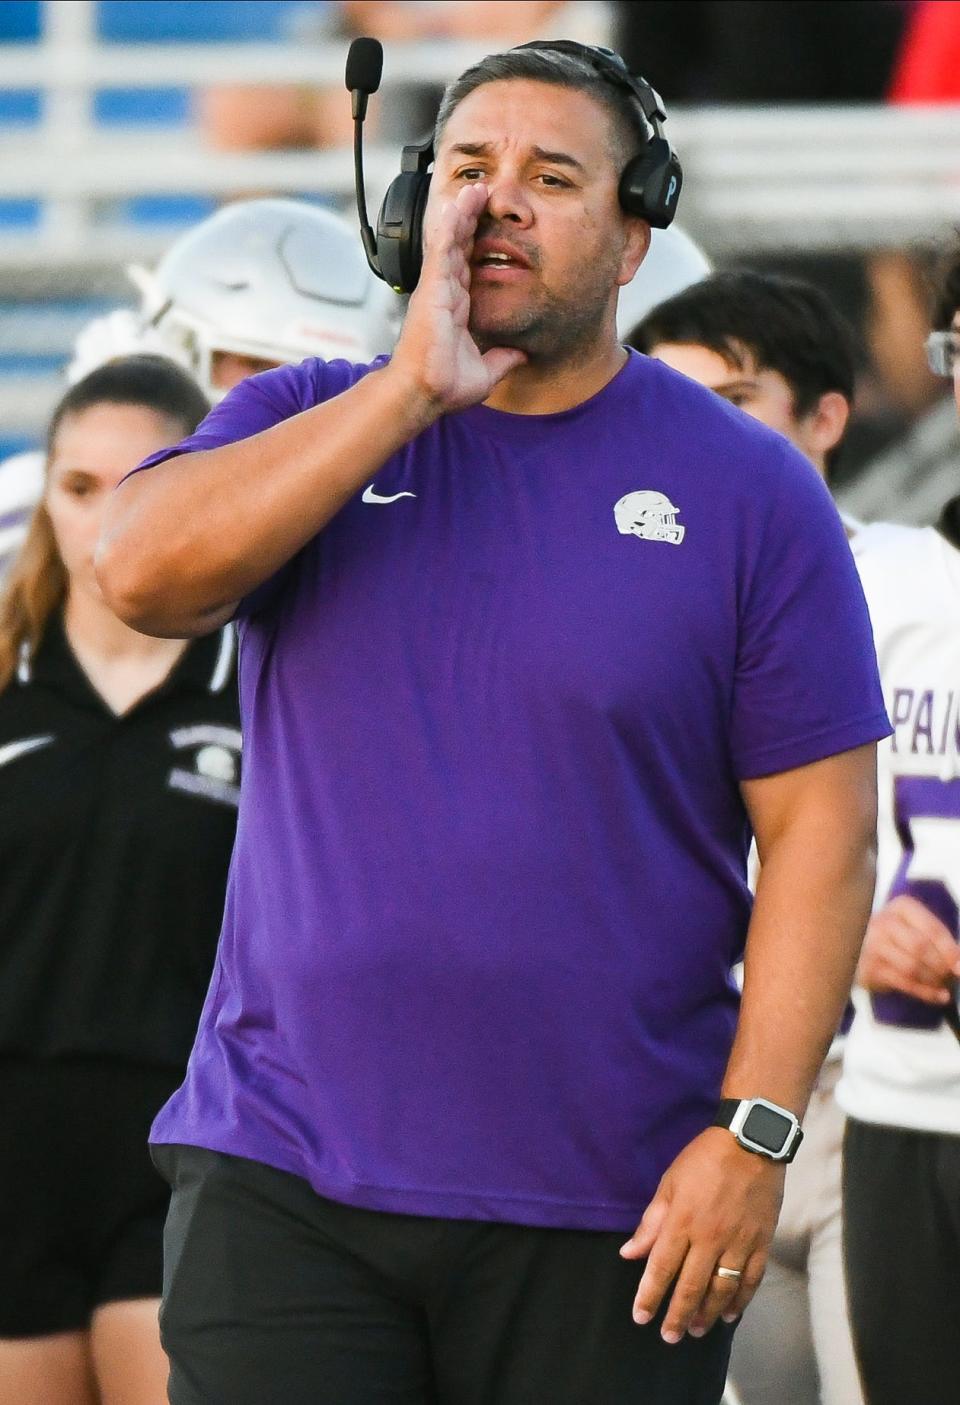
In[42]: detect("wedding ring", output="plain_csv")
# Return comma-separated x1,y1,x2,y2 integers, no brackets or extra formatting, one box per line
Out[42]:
713,1266,743,1281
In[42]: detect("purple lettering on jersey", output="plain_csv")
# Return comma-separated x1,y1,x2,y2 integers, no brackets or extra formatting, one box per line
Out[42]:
0,506,31,533
890,687,914,752
872,775,960,1031
912,691,935,755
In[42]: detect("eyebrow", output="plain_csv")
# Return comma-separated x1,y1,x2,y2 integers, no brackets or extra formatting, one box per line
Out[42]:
711,379,760,394
447,141,587,175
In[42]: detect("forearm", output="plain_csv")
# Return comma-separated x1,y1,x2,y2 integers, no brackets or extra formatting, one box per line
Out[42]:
96,364,434,636
723,815,877,1119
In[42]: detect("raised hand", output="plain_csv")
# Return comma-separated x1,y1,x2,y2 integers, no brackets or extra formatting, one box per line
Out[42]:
387,183,527,419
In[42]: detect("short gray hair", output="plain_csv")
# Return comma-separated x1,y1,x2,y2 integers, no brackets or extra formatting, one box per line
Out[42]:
434,47,651,165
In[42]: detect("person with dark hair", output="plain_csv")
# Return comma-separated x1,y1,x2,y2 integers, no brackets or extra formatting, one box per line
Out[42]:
0,356,241,1405
629,269,857,485
631,271,865,1405
98,43,887,1405
836,239,960,1405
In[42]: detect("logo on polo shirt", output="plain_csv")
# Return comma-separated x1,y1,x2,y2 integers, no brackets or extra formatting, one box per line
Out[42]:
614,490,685,545
167,724,242,807
195,744,237,784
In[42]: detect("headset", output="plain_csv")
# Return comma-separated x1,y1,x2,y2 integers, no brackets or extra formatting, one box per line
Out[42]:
345,37,683,295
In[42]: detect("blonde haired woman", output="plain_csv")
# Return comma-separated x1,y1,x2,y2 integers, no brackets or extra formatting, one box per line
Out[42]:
0,356,240,1405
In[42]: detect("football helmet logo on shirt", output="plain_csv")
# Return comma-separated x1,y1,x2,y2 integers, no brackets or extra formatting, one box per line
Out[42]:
614,491,685,545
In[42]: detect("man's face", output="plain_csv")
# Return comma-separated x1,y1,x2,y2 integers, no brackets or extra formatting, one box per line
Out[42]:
429,79,649,360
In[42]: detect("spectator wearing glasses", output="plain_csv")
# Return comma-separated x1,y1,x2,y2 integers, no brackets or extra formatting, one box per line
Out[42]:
836,248,960,528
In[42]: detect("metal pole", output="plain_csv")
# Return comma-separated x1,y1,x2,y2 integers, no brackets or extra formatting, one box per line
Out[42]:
41,0,96,252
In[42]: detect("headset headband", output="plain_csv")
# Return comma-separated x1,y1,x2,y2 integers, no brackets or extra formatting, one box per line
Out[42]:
509,40,669,145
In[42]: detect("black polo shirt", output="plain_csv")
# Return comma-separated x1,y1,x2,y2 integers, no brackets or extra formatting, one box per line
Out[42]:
0,614,240,1069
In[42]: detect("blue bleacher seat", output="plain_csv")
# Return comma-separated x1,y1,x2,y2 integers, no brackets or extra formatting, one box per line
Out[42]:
0,435,40,461
94,88,191,126
117,196,217,226
0,0,339,451
0,200,41,229
0,91,41,123
0,0,41,226
97,1,323,44
0,2,40,43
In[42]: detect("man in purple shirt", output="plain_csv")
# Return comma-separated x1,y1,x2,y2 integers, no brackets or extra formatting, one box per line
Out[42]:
98,42,888,1405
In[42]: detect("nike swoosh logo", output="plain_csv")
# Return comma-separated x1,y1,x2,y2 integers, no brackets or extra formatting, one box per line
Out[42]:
0,734,54,770
362,485,417,505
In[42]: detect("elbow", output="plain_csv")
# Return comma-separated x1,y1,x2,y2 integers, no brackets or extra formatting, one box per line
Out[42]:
95,523,195,638
95,530,165,634
96,460,226,636
96,522,234,639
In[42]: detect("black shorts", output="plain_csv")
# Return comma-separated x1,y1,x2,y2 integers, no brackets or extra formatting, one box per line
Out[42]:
0,1055,180,1337
843,1117,960,1405
153,1143,735,1405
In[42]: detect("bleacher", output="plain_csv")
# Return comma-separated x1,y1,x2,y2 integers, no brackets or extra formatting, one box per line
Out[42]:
0,1,325,459
2,0,960,463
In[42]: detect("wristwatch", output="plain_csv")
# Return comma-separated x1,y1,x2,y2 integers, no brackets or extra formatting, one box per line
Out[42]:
713,1097,803,1163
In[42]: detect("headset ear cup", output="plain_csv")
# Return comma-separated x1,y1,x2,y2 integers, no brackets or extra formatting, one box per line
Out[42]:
376,171,431,294
618,137,682,229
404,170,431,293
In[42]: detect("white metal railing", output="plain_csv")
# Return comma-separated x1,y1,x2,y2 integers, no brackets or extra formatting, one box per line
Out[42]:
1,0,960,266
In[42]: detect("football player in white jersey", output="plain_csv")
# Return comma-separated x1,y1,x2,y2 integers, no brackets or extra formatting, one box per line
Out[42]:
834,245,960,1405
0,199,402,581
630,271,864,1405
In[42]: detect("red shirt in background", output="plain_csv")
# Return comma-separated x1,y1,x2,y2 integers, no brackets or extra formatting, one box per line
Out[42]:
890,0,960,102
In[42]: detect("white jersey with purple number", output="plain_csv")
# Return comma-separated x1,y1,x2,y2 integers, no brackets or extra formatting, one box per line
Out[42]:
838,513,960,1135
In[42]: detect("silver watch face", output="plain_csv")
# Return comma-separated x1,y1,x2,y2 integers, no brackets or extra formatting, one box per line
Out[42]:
740,1102,793,1156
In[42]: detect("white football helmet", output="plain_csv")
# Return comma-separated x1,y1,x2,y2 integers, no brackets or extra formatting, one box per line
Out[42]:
616,226,712,342
614,490,686,545
66,307,194,385
125,199,401,399
0,448,45,579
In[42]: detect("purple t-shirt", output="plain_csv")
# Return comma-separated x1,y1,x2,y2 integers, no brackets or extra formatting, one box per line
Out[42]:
143,351,889,1231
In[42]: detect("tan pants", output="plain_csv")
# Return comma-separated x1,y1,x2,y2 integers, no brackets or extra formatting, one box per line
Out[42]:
728,1062,863,1405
